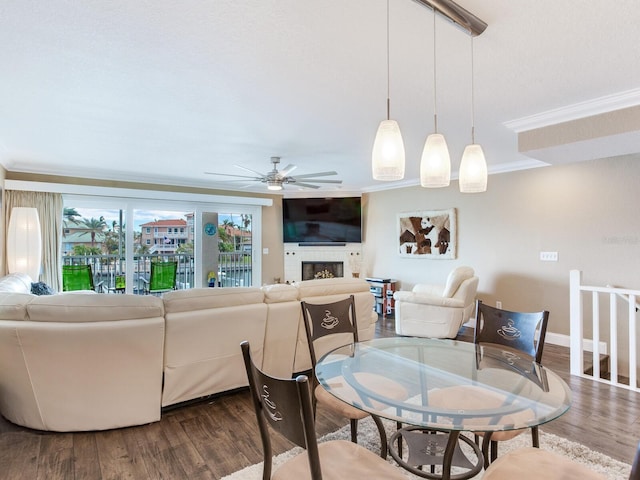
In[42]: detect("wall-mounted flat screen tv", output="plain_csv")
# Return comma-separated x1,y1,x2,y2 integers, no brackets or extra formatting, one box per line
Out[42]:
283,197,362,244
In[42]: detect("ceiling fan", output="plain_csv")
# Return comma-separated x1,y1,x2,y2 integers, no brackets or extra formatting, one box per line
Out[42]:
204,156,342,191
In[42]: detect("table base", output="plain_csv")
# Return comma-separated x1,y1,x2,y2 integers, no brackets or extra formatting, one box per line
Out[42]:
389,427,483,480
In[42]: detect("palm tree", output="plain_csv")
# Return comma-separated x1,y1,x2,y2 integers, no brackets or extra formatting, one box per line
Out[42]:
239,214,251,251
79,216,108,247
64,207,80,224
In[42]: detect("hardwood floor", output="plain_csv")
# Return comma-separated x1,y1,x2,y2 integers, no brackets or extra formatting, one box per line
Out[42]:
1,316,639,479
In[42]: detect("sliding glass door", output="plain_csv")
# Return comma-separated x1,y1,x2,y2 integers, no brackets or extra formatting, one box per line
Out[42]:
63,196,260,293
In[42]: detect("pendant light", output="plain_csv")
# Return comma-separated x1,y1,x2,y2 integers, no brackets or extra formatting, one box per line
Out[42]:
372,0,405,181
459,36,488,193
420,8,450,188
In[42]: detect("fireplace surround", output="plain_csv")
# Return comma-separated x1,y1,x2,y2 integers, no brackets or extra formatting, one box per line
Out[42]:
283,244,361,283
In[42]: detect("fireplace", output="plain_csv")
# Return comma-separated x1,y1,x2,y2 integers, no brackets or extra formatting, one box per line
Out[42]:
302,261,344,281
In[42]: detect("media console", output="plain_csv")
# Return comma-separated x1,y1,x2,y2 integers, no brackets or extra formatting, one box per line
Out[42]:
365,277,396,319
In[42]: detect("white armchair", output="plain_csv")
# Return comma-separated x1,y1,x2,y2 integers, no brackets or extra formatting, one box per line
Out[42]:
393,266,479,338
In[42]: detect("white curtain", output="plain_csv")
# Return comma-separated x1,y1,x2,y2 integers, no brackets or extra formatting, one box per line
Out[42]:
4,190,64,291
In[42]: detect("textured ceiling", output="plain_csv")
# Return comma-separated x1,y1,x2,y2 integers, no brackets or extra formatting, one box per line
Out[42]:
1,0,639,194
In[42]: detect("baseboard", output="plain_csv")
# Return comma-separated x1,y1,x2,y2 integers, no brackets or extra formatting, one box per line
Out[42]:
546,332,608,354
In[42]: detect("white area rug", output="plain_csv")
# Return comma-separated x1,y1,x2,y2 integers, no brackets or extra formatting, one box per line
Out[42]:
222,417,631,479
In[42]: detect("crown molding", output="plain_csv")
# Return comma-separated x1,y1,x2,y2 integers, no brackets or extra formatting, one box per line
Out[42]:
504,88,640,133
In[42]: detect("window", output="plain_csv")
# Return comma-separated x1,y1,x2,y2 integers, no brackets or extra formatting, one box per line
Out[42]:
62,194,262,293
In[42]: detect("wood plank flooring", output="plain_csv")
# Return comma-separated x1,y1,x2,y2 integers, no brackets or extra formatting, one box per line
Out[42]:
1,317,639,479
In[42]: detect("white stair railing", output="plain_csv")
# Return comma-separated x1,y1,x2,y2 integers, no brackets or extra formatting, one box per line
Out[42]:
570,270,639,392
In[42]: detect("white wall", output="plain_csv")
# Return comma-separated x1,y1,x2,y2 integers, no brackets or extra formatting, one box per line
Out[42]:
363,155,640,336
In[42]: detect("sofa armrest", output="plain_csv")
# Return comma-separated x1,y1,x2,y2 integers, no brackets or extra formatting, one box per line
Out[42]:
394,291,464,308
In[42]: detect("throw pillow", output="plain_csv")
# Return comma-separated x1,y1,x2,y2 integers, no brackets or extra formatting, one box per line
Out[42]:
31,282,55,296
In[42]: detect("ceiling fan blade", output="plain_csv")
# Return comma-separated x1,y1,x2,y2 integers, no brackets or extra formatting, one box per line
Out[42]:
292,178,342,184
204,172,263,180
290,171,338,179
234,164,268,178
279,164,297,177
293,182,321,189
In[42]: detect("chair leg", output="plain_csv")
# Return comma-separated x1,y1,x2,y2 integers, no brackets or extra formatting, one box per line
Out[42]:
396,421,403,454
531,426,540,447
490,440,498,463
481,434,491,469
371,415,388,459
350,418,358,443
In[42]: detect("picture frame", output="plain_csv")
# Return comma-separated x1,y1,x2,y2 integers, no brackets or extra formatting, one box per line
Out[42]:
397,208,457,259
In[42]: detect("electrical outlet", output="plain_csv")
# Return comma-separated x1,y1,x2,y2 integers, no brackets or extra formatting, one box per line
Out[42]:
540,251,559,262
496,301,502,309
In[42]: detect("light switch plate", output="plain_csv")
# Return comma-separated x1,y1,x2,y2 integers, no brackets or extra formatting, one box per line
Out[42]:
540,251,558,262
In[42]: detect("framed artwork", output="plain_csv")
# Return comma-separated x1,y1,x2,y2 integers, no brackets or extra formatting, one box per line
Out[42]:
397,208,457,259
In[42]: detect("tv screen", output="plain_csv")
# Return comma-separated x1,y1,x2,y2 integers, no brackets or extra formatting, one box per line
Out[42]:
283,197,362,244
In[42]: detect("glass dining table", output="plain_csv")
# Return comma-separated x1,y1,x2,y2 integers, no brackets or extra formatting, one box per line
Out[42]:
315,337,572,480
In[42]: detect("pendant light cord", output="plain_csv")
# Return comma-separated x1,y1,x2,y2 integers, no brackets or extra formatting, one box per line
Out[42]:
386,0,391,120
432,9,438,132
470,35,475,144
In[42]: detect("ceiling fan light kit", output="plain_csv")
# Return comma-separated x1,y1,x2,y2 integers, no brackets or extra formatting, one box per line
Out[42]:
267,180,283,191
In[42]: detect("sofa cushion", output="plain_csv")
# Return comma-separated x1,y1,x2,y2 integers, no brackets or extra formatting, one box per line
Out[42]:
261,283,299,304
0,293,34,320
295,277,370,298
27,294,164,322
0,273,33,294
442,266,475,298
163,287,264,313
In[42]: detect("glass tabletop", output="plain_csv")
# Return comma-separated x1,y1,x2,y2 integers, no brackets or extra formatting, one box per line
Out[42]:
315,337,572,433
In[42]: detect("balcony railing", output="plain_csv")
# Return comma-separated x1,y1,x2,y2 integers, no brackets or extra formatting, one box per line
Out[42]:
62,252,252,293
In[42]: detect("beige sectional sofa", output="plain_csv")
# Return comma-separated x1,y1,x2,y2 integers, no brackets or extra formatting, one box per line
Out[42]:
0,274,376,431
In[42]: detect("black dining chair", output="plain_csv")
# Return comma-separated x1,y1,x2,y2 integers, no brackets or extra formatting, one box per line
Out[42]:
419,300,551,469
301,296,407,458
472,300,550,464
240,340,407,480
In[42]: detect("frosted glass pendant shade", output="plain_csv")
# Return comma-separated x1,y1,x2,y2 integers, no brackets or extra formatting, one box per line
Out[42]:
7,207,42,281
420,133,451,187
459,144,488,192
372,119,405,181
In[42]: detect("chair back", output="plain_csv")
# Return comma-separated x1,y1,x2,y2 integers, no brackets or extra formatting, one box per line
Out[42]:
115,275,126,290
301,295,358,368
474,300,549,363
442,266,475,298
149,261,177,292
62,265,95,291
241,341,323,480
